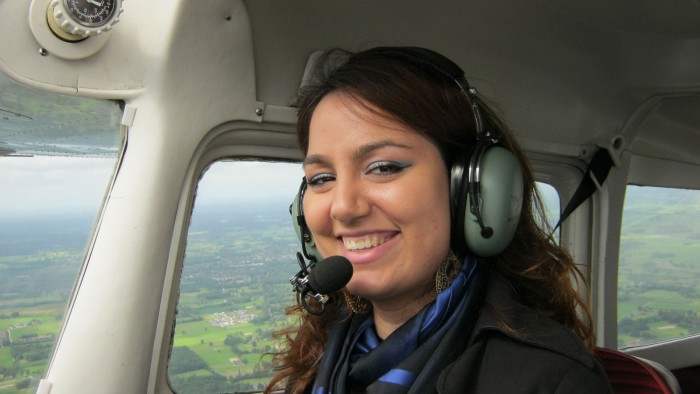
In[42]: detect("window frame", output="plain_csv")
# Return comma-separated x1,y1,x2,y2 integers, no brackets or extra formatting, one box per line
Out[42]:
153,123,301,393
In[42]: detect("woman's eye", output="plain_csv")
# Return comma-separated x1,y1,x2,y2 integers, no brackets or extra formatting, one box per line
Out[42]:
307,173,335,187
367,161,411,176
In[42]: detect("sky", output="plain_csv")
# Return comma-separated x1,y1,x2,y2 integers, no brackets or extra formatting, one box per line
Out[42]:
0,156,304,219
195,160,303,205
0,154,562,223
0,156,115,218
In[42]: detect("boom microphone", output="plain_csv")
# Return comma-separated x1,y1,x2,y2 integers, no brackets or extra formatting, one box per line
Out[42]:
290,253,353,315
308,255,353,294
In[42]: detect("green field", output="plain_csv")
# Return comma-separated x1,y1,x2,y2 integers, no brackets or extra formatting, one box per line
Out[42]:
0,205,300,393
154,203,300,393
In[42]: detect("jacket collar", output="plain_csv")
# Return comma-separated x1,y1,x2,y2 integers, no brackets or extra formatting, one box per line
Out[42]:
470,274,595,369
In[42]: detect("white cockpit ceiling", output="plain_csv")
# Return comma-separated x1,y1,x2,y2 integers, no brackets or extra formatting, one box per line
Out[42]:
245,0,700,173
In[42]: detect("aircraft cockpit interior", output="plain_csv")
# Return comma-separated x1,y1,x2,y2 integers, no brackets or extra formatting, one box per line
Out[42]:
0,1,699,393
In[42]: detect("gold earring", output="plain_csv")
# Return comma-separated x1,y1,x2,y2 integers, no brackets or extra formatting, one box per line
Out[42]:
344,293,371,314
436,250,461,293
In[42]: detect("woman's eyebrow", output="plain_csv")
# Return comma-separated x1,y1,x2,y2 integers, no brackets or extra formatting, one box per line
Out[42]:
351,140,411,160
303,140,411,168
303,154,329,167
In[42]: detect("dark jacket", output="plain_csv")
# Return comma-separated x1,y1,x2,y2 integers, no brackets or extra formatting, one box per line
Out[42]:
436,276,613,393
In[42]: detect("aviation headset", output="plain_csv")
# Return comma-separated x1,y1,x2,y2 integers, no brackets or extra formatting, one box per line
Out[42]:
290,47,524,261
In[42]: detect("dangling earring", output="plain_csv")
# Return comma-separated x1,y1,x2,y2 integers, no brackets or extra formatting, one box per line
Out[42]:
344,293,371,314
436,250,461,293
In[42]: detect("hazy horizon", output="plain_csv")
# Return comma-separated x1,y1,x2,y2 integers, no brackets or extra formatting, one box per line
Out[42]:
0,157,303,220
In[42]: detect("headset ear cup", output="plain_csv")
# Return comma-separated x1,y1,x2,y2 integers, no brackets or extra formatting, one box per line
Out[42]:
291,182,322,262
464,146,523,257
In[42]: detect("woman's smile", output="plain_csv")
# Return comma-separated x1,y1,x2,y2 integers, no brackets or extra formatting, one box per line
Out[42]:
338,231,400,264
341,232,395,251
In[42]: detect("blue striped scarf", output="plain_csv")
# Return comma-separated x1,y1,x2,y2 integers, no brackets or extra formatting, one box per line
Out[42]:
310,257,484,394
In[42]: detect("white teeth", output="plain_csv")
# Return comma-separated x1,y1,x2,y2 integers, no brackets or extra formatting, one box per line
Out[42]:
344,235,385,251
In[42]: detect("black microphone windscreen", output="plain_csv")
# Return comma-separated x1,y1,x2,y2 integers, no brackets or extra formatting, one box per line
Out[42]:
308,256,353,294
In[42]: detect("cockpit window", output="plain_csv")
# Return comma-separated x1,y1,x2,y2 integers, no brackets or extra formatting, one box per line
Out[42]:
168,160,302,393
618,185,700,348
536,182,561,242
0,72,122,391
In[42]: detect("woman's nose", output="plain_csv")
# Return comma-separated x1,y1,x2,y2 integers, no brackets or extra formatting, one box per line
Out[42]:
329,179,371,223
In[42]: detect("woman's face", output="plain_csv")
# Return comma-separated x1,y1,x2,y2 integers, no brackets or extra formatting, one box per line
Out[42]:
303,92,452,310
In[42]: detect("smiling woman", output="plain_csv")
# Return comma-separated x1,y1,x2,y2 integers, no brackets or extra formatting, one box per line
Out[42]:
266,47,612,394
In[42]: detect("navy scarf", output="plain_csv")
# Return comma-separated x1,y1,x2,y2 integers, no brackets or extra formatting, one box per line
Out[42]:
309,257,485,394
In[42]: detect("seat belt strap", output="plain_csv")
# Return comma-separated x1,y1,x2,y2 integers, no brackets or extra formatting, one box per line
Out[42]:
552,149,615,233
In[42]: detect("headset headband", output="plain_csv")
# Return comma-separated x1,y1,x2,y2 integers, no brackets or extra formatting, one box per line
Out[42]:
371,47,489,140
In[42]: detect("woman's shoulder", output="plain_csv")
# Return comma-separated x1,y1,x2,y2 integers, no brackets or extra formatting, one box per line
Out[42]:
437,330,612,393
472,275,594,367
435,275,613,393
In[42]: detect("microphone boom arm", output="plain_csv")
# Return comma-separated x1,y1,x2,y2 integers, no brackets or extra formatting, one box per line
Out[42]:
290,252,328,315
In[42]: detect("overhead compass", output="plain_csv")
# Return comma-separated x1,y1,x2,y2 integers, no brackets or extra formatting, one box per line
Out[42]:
46,0,124,42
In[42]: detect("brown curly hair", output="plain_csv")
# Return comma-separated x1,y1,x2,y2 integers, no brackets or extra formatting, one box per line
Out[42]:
264,47,594,393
